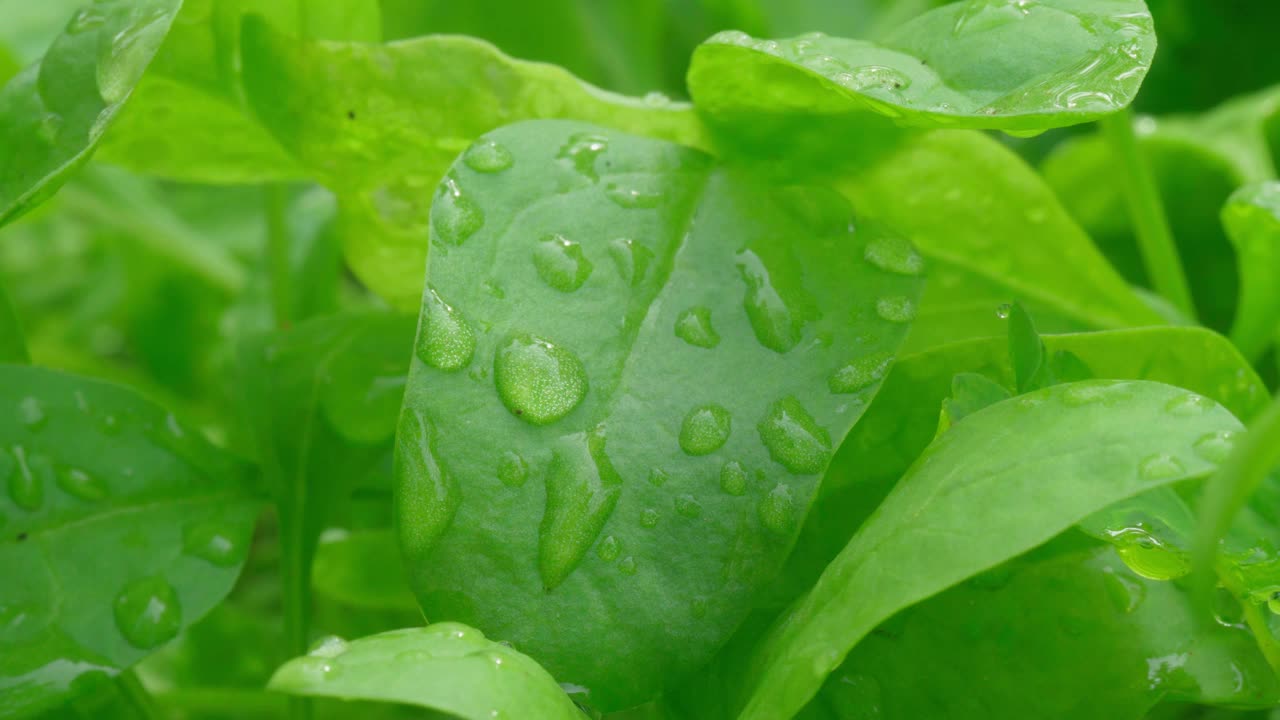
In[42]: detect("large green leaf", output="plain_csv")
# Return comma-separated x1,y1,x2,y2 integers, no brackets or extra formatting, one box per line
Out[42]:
396,119,922,710
837,130,1161,351
1222,182,1280,362
268,624,582,719
736,379,1244,719
688,0,1155,136
0,366,259,719
0,0,183,226
239,19,708,307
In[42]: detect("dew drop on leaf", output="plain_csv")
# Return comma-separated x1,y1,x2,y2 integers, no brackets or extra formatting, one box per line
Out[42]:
463,139,514,173
533,234,593,292
182,519,246,567
647,468,669,487
7,447,46,511
432,176,484,245
617,556,638,575
604,183,662,209
1192,431,1237,464
1138,453,1185,481
639,508,660,528
56,467,107,502
308,635,350,658
737,250,803,353
1102,567,1146,613
758,397,831,474
493,335,588,425
556,132,608,181
828,352,892,394
719,461,748,496
596,535,620,562
113,576,182,649
674,307,720,349
607,238,653,286
678,404,732,456
95,12,169,105
862,237,923,276
66,7,106,34
293,656,344,682
395,410,462,557
1107,527,1189,580
758,484,796,534
874,296,917,323
538,428,622,589
1164,392,1213,417
416,288,476,371
18,397,46,432
497,451,528,488
674,494,702,519
995,303,1012,319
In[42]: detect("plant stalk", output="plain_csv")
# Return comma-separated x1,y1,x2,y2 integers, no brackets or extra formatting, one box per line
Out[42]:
1099,109,1197,320
117,670,161,720
264,186,293,330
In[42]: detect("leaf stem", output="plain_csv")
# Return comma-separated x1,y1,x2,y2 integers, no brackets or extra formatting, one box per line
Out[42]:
1099,110,1196,320
117,670,161,720
281,506,312,720
264,186,293,329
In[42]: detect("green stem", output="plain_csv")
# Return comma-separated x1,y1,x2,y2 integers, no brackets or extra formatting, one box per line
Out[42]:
1220,563,1280,677
264,186,292,329
117,670,161,720
1099,110,1196,320
280,503,312,720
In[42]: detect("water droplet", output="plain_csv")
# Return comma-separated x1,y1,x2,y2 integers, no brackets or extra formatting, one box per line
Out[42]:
995,303,1012,319
497,452,528,488
8,447,46,511
18,397,46,432
183,518,245,567
494,335,588,425
863,237,923,276
719,461,748,496
674,494,702,519
1139,454,1185,481
416,287,475,371
648,469,668,487
113,576,182,649
394,410,462,557
66,7,106,34
674,307,720,349
1103,567,1146,613
710,30,754,47
1193,431,1237,464
679,404,732,456
738,250,804,354
1062,384,1111,407
758,397,831,474
840,65,912,93
758,484,796,534
604,184,661,209
56,467,106,502
607,238,653,286
533,234,593,292
538,427,622,589
1108,527,1190,580
308,635,349,658
463,139,513,173
643,91,670,107
640,508,660,528
0,602,54,645
596,535,621,561
36,113,63,144
691,597,708,618
828,352,892,394
432,176,484,245
293,656,343,682
874,296,916,323
617,556,638,575
95,11,169,105
557,133,608,181
1165,393,1213,417
99,414,122,436
482,280,505,299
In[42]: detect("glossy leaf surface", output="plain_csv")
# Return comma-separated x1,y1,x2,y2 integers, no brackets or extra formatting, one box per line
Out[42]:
0,366,258,719
396,119,922,710
1221,182,1280,361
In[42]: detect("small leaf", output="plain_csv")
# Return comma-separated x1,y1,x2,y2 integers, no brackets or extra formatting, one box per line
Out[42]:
268,624,583,720
1007,301,1045,393
397,120,922,710
0,366,259,718
737,380,1244,719
1221,181,1280,362
940,372,1010,430
0,0,183,226
688,0,1155,135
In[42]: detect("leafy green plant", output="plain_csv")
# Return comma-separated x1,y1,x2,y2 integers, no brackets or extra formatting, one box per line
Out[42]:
3,1,1280,719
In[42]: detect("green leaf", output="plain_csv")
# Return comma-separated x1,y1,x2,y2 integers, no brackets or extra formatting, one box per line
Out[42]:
239,18,708,307
0,281,27,363
1007,301,1045,392
688,0,1155,135
268,624,583,719
1222,182,1280,362
837,130,1161,351
736,379,1245,720
312,529,417,612
397,119,922,710
0,365,259,719
0,0,183,226
0,1,85,65
939,372,1010,430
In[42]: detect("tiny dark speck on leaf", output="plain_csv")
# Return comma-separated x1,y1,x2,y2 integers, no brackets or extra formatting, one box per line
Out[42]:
346,110,356,120
515,409,524,415
16,532,28,542
893,82,902,89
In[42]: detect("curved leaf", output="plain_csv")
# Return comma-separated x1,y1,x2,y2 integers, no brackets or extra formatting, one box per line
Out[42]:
0,366,258,719
239,19,708,307
737,379,1244,719
688,0,1155,135
268,624,582,720
396,119,922,710
1222,182,1280,361
0,0,183,226
837,130,1161,351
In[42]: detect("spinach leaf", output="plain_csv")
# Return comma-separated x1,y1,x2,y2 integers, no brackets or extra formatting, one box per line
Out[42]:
268,625,582,719
0,281,27,364
0,0,183,226
0,365,259,718
397,119,922,710
737,379,1244,719
238,18,708,307
688,0,1155,136
837,130,1161,351
1222,182,1280,362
